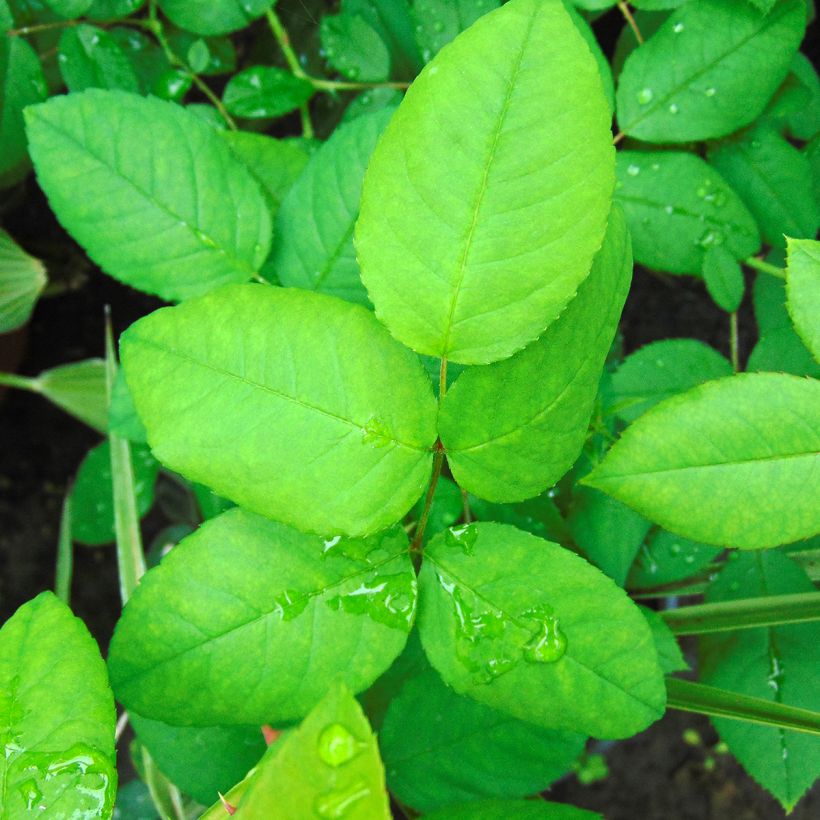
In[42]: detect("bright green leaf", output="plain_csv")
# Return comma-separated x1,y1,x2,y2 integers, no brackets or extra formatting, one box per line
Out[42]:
233,682,391,819
271,109,392,305
38,358,108,430
628,529,721,590
702,245,745,313
320,12,391,81
747,326,820,377
380,665,585,812
708,122,820,250
421,797,602,818
71,439,159,546
412,0,500,62
641,607,688,674
700,552,820,810
563,1,615,114
108,366,147,442
357,0,615,364
26,90,271,301
585,373,820,549
0,591,116,816
608,339,733,423
121,285,436,536
0,227,46,332
616,0,806,143
785,237,820,362
223,66,314,119
157,0,274,36
614,151,759,275
57,24,140,93
469,493,572,545
108,508,417,725
418,522,666,739
438,206,631,501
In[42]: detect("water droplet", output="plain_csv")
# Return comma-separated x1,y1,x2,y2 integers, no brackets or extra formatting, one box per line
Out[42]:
626,164,641,177
422,48,433,62
326,571,416,630
637,87,653,105
767,655,785,693
668,103,679,114
705,87,716,97
361,417,391,448
673,22,685,33
522,604,567,663
18,779,43,811
322,535,342,554
712,191,727,207
696,229,724,248
651,163,660,171
684,555,694,564
664,205,674,215
317,723,364,768
273,589,309,621
347,66,360,80
315,780,370,818
58,53,68,63
782,748,789,760
444,524,478,555
670,542,682,555
615,180,624,190
433,21,445,32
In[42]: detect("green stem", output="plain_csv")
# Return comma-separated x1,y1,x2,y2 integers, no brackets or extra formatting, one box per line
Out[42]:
617,2,644,44
729,311,739,372
265,7,307,78
54,493,73,604
666,677,820,736
299,105,315,140
7,20,77,36
662,591,820,635
0,371,37,391
461,488,472,524
744,256,786,280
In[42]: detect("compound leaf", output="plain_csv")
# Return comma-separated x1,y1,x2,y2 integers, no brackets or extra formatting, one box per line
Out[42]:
120,285,436,536
108,508,417,726
357,0,614,364
438,206,631,501
417,522,666,739
25,90,271,301
585,373,820,548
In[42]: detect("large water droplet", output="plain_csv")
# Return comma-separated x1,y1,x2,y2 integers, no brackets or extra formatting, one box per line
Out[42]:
314,780,370,818
626,164,641,177
673,22,685,33
326,571,415,630
668,103,679,114
444,524,478,555
522,604,567,663
637,87,653,105
317,723,363,768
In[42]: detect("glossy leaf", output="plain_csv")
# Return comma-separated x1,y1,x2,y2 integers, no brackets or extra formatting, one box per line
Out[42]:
70,439,159,546
158,0,274,36
108,508,416,725
0,227,46,332
320,11,390,81
628,529,721,590
702,245,744,313
585,374,820,549
418,522,666,739
422,797,601,818
614,151,759,275
57,24,140,93
0,592,116,816
708,123,820,250
616,0,806,143
608,339,733,423
233,682,390,819
120,285,436,536
785,237,820,362
26,90,271,301
438,206,631,501
130,715,266,806
700,552,820,810
357,0,615,364
380,666,585,812
223,66,314,119
271,109,392,305
412,0,500,62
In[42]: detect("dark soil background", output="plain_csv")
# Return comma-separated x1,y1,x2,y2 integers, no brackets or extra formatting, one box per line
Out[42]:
1,2,818,818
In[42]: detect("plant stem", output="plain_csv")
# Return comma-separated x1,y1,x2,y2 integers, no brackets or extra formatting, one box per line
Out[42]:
0,371,36,391
729,311,739,372
461,488,472,524
744,255,786,280
617,2,644,44
7,20,77,36
612,130,625,145
54,493,73,604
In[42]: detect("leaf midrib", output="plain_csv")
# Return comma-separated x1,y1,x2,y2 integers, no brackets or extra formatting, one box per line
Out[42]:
614,192,753,236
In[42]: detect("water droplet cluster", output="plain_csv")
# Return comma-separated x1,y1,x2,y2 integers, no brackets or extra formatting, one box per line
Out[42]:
314,724,370,817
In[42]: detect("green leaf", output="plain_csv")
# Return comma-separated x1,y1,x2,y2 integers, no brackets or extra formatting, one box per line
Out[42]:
223,66,314,119
585,373,820,549
614,151,759,275
0,227,46,332
708,122,820,250
26,90,271,301
121,285,436,536
130,715,266,806
752,259,788,333
748,326,820,377
356,0,615,364
702,245,744,313
42,0,92,18
785,237,820,362
342,87,402,122
469,493,572,545
699,552,820,810
412,0,500,62
641,608,688,674
57,24,140,93
628,529,721,590
608,339,733,423
109,367,147,442
421,798,602,819
87,0,145,18
0,591,116,816
157,0,274,36
764,53,820,140
108,508,417,725
107,26,170,95
320,12,391,81
70,439,159,546
221,131,310,215
232,682,390,819
563,1,615,114
112,778,157,820
271,109,392,305
438,206,631,501
568,488,651,586
380,665,585,812
167,30,236,76
0,25,47,182
417,522,666,739
38,358,108,430
616,0,806,143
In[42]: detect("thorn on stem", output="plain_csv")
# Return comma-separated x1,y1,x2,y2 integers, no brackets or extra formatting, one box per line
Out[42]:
261,724,281,745
218,792,237,815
